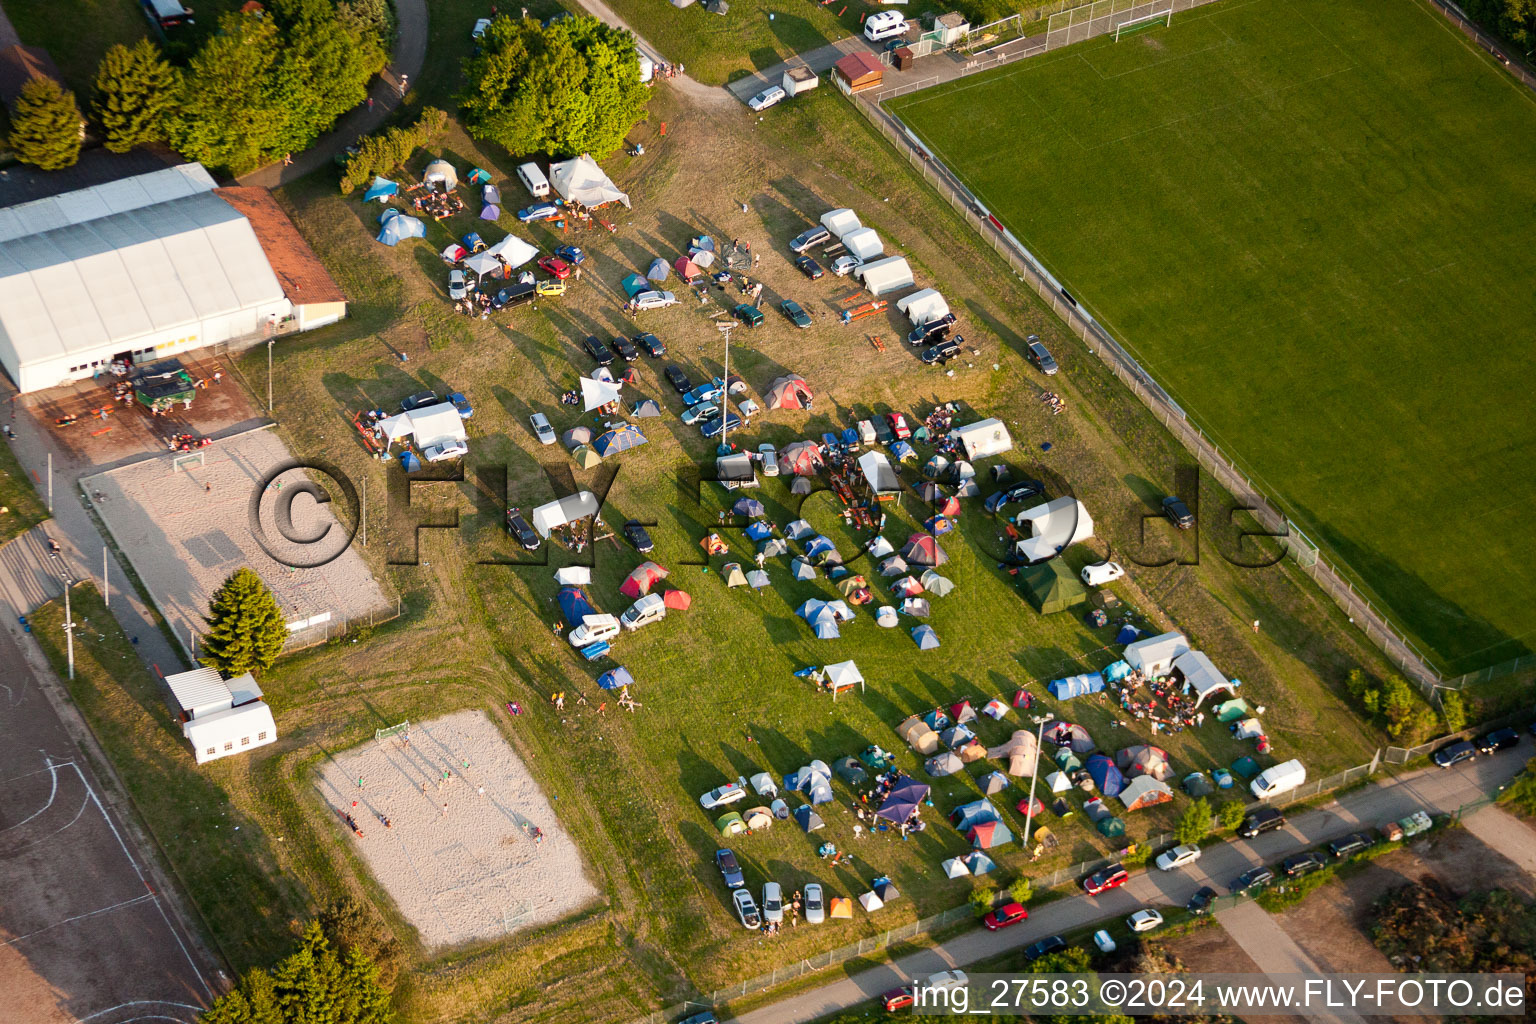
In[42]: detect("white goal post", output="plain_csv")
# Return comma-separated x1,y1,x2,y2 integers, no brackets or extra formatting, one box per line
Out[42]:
375,720,411,744
1115,7,1172,39
171,450,206,473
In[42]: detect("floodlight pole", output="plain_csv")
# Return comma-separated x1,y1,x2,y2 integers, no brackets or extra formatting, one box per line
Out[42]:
61,575,74,681
1023,712,1054,861
716,322,735,455
267,337,275,413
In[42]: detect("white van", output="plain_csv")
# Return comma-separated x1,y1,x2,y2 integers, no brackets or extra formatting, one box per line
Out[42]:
517,162,550,198
568,614,620,647
620,594,667,631
1250,758,1307,800
864,11,908,42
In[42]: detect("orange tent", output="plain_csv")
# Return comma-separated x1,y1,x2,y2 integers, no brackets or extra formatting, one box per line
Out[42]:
828,896,853,919
662,589,692,610
700,533,728,555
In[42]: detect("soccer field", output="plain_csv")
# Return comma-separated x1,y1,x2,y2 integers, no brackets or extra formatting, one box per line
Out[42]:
890,0,1536,676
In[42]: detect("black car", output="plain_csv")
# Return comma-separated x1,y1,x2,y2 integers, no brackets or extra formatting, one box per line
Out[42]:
921,338,961,365
493,282,537,309
582,335,615,366
664,365,693,393
1475,727,1519,754
635,332,666,358
1282,851,1328,878
400,390,438,412
701,412,742,438
984,479,1046,514
909,312,957,345
1186,886,1217,916
504,507,540,551
1231,866,1275,892
1238,807,1286,838
1432,739,1477,768
611,336,639,361
794,255,824,280
678,1013,718,1024
1328,832,1374,858
789,224,831,253
1026,334,1058,375
623,520,654,554
1023,935,1067,962
714,848,744,888
781,300,813,328
1162,495,1195,529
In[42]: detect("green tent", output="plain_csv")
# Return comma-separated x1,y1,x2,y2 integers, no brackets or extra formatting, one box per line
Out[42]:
1215,697,1251,722
1096,816,1126,838
1054,749,1081,771
1018,560,1088,614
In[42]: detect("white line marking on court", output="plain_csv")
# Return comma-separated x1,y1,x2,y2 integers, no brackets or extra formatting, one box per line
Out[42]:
2,893,157,946
0,753,59,834
72,1000,203,1023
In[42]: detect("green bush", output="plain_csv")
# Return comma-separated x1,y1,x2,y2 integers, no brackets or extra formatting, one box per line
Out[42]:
1219,800,1246,831
1344,668,1439,742
1008,876,1033,904
1175,797,1212,844
10,77,82,170
970,885,998,915
340,108,449,195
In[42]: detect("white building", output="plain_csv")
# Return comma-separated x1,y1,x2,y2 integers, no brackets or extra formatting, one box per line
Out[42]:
164,666,278,765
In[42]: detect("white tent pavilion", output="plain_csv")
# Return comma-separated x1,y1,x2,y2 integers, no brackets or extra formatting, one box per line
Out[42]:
853,255,914,296
1124,631,1190,678
820,208,861,238
824,660,865,699
377,402,467,449
842,226,883,261
549,154,631,208
897,288,948,326
1171,649,1237,706
580,376,624,411
531,491,600,537
856,450,900,496
1013,496,1094,563
483,233,539,268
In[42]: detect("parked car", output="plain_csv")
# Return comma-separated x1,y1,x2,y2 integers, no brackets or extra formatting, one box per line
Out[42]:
1081,561,1125,587
623,520,654,554
1093,929,1117,953
864,9,908,41
447,391,474,418
529,412,557,445
1186,886,1217,916
535,279,565,297
1282,851,1328,878
921,338,962,365
681,403,720,426
1475,727,1520,754
471,17,491,38
538,255,571,279
925,970,968,993
984,479,1045,513
1162,495,1196,529
982,901,1028,931
831,254,863,277
758,443,779,477
1155,844,1202,871
701,412,743,438
678,1012,717,1024
909,312,957,344
1083,863,1128,895
1432,739,1477,768
881,987,915,1012
611,335,639,361
633,290,679,310
1327,832,1374,858
635,332,666,357
762,882,784,923
1023,935,1067,962
715,848,744,887
781,300,813,328
683,381,725,407
400,390,437,412
1127,909,1163,933
448,269,467,301
1238,807,1286,838
665,366,693,393
582,336,615,365
748,85,787,111
493,283,537,309
1231,866,1275,892
887,412,911,439
553,244,586,264
517,202,560,223
733,303,765,327
621,593,667,631
794,255,824,280
567,615,620,647
732,887,760,929
789,224,830,253
804,882,824,923
1026,334,1058,374
700,783,746,809
504,507,540,551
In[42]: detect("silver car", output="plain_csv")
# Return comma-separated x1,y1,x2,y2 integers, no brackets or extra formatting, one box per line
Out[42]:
749,85,786,112
831,255,863,277
757,443,779,476
762,881,783,923
803,882,824,923
448,269,467,301
632,290,678,310
529,412,556,445
733,887,760,929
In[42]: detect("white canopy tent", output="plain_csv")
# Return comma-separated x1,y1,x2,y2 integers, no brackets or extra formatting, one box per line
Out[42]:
841,226,883,261
1124,631,1190,678
549,154,631,208
856,450,900,496
376,402,467,448
896,288,948,326
483,233,538,268
1171,649,1236,707
824,660,865,699
820,208,861,238
531,491,600,537
1013,496,1094,563
462,253,502,279
184,703,277,765
580,376,624,411
853,255,914,296
952,418,1013,459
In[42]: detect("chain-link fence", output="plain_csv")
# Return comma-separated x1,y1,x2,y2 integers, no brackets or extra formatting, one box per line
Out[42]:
1383,708,1531,765
284,599,402,652
1441,653,1534,692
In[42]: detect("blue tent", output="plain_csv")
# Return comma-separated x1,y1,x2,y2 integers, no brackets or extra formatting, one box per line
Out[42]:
1086,754,1125,797
963,851,996,875
873,776,930,823
804,535,836,558
597,666,634,690
483,184,501,205
840,427,859,447
1115,624,1141,644
1048,672,1106,701
480,205,500,221
922,708,950,731
813,619,840,640
593,424,648,457
556,586,597,625
1104,659,1132,682
745,521,773,542
912,624,940,649
398,450,421,472
376,209,425,246
796,599,826,622
622,273,649,298
891,441,917,461
733,497,765,517
949,798,1000,832
363,176,399,203
468,167,492,185
462,231,485,252
940,724,974,748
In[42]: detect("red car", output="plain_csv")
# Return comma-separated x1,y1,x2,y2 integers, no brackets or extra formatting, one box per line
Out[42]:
983,901,1029,931
887,413,911,440
881,987,914,1011
1082,863,1128,895
537,255,571,279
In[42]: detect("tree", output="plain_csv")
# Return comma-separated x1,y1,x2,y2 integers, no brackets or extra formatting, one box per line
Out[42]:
1439,690,1467,733
1462,0,1536,46
94,40,182,153
319,896,403,988
1024,947,1135,1024
1175,797,1212,844
200,920,393,1024
269,0,387,154
168,13,287,174
969,885,998,915
1008,876,1033,905
1219,800,1246,831
10,77,82,170
201,567,287,676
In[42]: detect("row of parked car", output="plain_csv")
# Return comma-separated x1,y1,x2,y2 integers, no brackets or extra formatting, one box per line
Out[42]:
711,848,827,929
1431,724,1524,767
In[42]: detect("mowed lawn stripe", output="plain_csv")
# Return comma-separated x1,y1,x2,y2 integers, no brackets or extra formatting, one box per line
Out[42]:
891,0,1536,673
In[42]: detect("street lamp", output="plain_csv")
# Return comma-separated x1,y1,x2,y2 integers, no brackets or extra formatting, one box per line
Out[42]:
1022,711,1055,859
715,321,735,456
267,336,275,413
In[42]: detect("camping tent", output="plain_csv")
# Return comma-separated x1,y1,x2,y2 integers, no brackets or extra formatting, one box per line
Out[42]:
867,535,894,558
581,376,624,411
1119,776,1174,811
891,576,922,598
1014,496,1094,562
896,288,947,326
1048,722,1096,753
482,183,500,204
555,586,598,625
853,255,914,296
964,851,997,875
480,205,500,221
722,563,747,588
597,666,634,690
820,208,861,237
422,159,458,188
619,562,669,598
548,153,631,208
967,819,1015,849
593,424,648,457
571,446,601,469
1045,770,1071,793
765,375,815,410
900,533,948,566
532,491,600,537
442,243,467,263
758,537,787,557
1085,754,1125,797
746,569,771,589
646,257,670,282
940,724,975,749
985,729,1037,772
785,519,814,541
1019,561,1088,614
952,419,1014,460
554,566,591,585
824,660,865,698
1171,650,1237,707
778,442,822,476
376,209,425,245
842,226,883,261
364,176,399,202
1182,772,1214,797
875,776,930,822
942,857,970,878
979,771,1008,795
1048,672,1105,701
834,756,868,786
743,806,772,829
674,256,702,281
879,556,908,577
911,624,941,650
1215,697,1251,722
662,589,691,610
622,273,648,298
1124,631,1190,677
468,168,491,186
1116,745,1172,780
925,751,964,777
950,798,1000,832
794,805,825,832
858,891,884,912
631,398,661,418
875,605,898,628
791,558,817,581
829,897,853,919
897,716,940,754
856,450,900,495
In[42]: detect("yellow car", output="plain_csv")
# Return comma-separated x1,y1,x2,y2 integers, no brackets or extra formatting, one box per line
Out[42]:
535,279,566,297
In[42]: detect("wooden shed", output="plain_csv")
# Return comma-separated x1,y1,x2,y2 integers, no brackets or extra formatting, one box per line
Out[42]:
833,52,884,95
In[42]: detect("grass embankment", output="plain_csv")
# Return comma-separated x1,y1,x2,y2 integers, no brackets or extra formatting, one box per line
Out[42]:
0,438,48,545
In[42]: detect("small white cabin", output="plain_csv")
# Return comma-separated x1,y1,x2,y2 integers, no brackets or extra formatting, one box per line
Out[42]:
165,667,278,765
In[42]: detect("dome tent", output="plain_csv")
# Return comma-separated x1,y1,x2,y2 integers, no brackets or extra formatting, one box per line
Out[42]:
422,159,458,188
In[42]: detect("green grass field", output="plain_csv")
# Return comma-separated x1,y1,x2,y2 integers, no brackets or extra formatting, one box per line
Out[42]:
890,0,1536,676
0,438,48,545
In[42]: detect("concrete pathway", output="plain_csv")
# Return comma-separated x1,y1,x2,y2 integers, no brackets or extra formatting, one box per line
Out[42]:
1457,803,1536,876
0,523,76,618
569,0,732,107
726,738,1534,1024
1215,900,1365,1024
723,38,870,103
235,0,429,188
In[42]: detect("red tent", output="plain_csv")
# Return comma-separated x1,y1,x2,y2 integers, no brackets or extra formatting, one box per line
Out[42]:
619,561,669,598
901,533,949,566
936,496,962,518
765,374,814,410
1016,796,1044,818
949,699,976,723
674,256,702,281
778,441,823,476
662,589,692,610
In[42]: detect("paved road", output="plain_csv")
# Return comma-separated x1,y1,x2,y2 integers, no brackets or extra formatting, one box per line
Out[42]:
728,738,1533,1024
569,0,731,107
1214,900,1364,1024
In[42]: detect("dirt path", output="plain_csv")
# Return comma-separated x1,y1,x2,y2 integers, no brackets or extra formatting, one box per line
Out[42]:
568,0,734,108
1215,900,1367,1024
1458,803,1536,876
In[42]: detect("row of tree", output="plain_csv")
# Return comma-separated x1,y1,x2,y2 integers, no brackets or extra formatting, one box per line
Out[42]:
1462,0,1536,49
10,0,390,175
339,107,449,195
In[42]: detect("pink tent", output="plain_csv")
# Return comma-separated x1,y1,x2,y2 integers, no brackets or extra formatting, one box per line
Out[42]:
662,589,692,610
765,374,814,410
674,256,702,281
619,561,670,598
